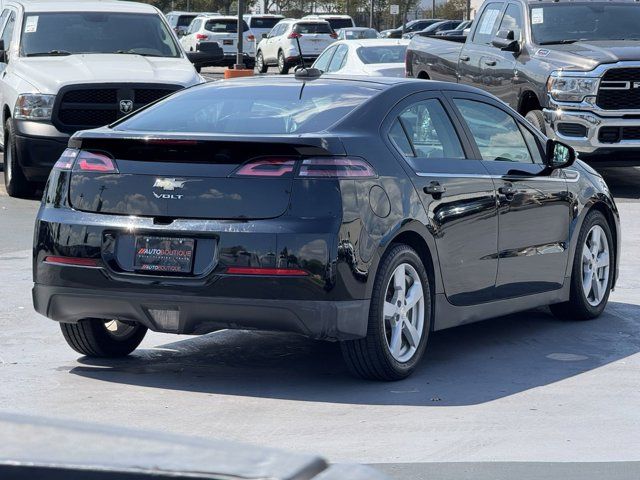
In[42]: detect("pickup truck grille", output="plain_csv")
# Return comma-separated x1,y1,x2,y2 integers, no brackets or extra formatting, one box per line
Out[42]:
596,68,640,110
53,84,182,133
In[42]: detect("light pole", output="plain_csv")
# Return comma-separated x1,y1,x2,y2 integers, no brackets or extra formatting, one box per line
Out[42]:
235,0,245,68
432,0,435,18
369,0,374,28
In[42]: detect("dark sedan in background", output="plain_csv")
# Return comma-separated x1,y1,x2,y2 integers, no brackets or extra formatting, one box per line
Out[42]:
33,75,619,380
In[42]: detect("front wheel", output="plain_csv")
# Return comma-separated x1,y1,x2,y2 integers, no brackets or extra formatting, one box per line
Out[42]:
60,319,147,357
4,119,36,198
277,51,289,75
550,210,614,320
341,244,432,381
525,109,546,135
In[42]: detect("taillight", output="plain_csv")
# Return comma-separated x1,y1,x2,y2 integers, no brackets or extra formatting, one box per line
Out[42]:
53,148,79,170
196,33,208,40
299,157,376,178
288,32,302,39
233,157,296,177
226,267,308,276
330,32,338,39
44,256,101,267
73,151,119,173
247,34,255,41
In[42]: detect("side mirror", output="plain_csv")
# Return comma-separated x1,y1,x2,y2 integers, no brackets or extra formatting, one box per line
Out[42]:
186,42,224,68
491,29,520,53
545,139,575,169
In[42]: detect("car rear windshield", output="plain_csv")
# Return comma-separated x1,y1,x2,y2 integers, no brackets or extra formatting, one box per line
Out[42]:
177,15,197,27
344,29,378,39
530,3,640,44
326,18,353,30
294,22,333,34
205,19,249,33
114,82,379,134
357,45,407,64
249,17,281,29
21,12,180,57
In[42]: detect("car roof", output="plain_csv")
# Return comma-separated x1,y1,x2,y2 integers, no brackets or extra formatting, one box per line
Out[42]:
335,38,409,47
304,14,353,18
281,18,330,23
9,0,159,13
341,27,376,31
166,11,200,16
244,13,284,17
196,14,236,20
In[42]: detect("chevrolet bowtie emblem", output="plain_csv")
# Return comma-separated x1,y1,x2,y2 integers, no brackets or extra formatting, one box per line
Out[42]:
153,178,187,191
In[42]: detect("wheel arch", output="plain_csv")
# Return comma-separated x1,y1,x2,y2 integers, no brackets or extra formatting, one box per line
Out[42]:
416,71,430,80
517,90,542,116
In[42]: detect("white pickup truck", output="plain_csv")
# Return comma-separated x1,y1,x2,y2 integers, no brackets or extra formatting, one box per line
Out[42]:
0,0,221,197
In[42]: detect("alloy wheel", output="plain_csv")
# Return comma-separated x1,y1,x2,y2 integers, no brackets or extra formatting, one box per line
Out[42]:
383,263,425,362
104,319,138,340
581,225,610,307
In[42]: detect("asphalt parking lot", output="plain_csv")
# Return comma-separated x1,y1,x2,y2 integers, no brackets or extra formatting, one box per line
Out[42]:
1,153,639,478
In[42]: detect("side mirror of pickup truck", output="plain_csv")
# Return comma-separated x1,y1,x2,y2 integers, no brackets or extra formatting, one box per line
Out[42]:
491,30,520,53
545,139,576,169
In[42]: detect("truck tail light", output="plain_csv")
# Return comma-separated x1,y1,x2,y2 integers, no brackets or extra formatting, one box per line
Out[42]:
73,151,119,173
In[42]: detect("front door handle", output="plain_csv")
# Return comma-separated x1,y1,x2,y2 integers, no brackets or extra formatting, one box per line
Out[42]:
424,181,447,197
499,184,517,197
484,59,497,66
460,55,470,62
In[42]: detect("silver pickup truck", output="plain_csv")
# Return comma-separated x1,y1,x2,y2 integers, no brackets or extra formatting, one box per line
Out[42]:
405,0,640,166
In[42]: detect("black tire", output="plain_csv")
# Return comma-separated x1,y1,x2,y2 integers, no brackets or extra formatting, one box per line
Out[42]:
3,119,36,198
60,319,147,357
550,210,614,320
525,109,546,135
277,50,289,75
256,51,268,73
341,244,432,381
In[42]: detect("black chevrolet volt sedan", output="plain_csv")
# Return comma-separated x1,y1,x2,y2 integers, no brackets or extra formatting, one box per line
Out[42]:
32,75,620,380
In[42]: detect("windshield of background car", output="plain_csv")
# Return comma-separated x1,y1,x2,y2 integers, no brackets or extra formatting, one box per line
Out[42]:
249,17,281,29
204,19,249,33
530,3,640,44
114,83,380,134
294,22,332,34
345,29,378,39
357,45,407,63
21,12,180,57
327,18,353,30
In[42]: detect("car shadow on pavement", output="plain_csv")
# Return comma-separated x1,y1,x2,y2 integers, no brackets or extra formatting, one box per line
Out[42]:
599,167,640,200
69,301,640,406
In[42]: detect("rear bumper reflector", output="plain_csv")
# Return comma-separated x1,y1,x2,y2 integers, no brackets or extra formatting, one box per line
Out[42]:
44,256,101,267
225,267,308,276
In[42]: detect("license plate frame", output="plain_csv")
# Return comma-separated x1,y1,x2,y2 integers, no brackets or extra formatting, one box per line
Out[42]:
134,236,195,274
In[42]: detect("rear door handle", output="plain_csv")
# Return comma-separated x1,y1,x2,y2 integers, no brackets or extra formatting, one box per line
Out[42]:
423,181,447,197
484,59,497,66
460,55,470,62
499,184,517,197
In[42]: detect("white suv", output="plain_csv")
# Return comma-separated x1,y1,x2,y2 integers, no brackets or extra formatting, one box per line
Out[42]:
256,19,337,74
180,15,255,68
302,14,356,31
0,0,208,197
243,14,284,42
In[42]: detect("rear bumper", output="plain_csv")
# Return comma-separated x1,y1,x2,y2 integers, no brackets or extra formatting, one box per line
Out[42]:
13,120,70,181
33,284,369,340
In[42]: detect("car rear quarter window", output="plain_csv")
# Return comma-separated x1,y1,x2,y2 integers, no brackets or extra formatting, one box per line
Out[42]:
453,99,534,163
115,83,379,135
388,99,466,171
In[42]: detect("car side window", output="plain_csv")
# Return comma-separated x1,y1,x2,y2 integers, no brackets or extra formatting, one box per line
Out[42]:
388,99,466,171
453,99,534,163
472,2,504,45
275,24,287,37
519,124,544,164
314,46,336,72
187,19,199,34
498,3,524,42
1,10,16,51
327,44,348,72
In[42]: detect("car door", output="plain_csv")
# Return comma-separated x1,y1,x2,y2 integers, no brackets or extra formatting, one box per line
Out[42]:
481,2,524,105
181,19,199,51
382,93,499,306
264,23,283,62
449,92,571,298
459,2,504,87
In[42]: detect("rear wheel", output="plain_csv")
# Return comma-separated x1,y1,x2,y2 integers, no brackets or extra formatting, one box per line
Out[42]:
341,244,432,381
4,119,36,198
60,319,147,357
525,109,546,135
256,51,268,73
277,51,289,74
550,211,614,320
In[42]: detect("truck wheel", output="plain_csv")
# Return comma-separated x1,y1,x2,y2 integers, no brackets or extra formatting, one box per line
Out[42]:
60,319,147,357
256,51,268,73
341,244,432,381
550,211,614,320
277,51,289,75
525,110,546,135
3,119,36,198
